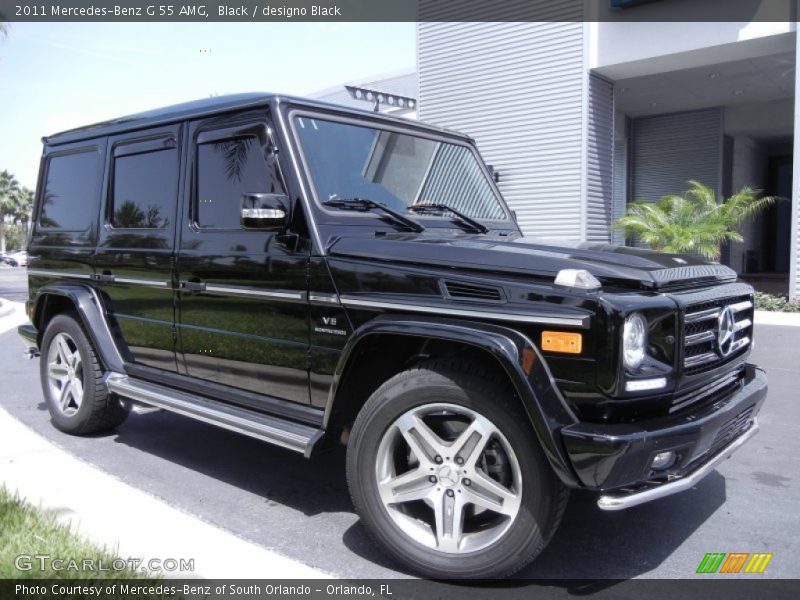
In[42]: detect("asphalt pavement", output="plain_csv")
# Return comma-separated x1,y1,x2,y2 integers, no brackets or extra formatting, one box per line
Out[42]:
0,268,798,579
0,267,28,303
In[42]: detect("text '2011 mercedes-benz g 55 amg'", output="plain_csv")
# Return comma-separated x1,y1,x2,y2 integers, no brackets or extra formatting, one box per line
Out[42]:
19,94,767,579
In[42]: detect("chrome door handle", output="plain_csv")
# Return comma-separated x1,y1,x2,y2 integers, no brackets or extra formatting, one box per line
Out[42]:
180,280,206,292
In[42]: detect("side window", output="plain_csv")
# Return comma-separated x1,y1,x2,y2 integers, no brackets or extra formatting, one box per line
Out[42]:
111,147,178,229
40,149,100,230
196,133,285,229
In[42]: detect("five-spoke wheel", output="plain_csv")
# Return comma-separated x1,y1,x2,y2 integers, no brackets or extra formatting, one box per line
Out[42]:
46,332,85,416
376,403,522,553
347,359,568,579
40,313,129,434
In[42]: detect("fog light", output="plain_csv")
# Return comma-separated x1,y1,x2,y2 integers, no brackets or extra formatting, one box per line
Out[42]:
651,451,677,470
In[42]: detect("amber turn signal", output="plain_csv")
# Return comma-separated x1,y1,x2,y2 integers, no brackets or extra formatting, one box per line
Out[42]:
541,331,582,354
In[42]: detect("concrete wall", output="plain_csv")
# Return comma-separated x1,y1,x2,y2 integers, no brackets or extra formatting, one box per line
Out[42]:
590,21,794,78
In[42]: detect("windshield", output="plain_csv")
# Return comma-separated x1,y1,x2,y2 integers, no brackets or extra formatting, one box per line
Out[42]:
293,116,511,223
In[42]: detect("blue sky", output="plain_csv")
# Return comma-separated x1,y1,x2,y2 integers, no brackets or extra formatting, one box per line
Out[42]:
0,22,416,188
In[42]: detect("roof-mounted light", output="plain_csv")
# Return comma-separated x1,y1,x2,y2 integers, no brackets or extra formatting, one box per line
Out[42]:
554,269,602,290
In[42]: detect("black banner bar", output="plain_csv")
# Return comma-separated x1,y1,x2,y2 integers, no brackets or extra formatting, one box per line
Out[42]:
1,579,799,600
0,0,799,23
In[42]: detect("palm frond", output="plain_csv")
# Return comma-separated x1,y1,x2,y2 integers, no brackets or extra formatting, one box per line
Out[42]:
612,180,784,260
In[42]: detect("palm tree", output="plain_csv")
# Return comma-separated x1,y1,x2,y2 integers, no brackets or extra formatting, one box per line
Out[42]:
13,187,34,246
613,180,781,261
0,170,21,254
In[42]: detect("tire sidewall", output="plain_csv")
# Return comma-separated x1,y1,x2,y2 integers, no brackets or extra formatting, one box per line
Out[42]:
347,367,560,578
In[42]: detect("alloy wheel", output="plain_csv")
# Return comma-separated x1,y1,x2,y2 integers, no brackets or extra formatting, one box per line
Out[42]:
375,403,522,554
46,332,85,416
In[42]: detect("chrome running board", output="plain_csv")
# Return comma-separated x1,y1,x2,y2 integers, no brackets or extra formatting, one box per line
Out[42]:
105,373,323,457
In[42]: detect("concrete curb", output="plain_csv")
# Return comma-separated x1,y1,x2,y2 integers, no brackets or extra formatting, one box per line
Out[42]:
0,406,333,579
754,310,800,327
0,300,28,337
0,299,15,319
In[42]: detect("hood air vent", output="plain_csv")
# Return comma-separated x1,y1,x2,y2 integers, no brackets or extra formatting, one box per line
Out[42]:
441,280,505,303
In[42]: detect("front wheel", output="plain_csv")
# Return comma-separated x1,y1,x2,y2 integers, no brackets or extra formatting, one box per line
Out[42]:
346,359,568,579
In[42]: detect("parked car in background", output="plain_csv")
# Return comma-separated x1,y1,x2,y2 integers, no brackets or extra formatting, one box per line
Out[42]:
0,254,19,267
9,251,28,267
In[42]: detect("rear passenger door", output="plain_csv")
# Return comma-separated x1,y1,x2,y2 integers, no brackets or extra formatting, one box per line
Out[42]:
175,111,310,405
94,126,182,372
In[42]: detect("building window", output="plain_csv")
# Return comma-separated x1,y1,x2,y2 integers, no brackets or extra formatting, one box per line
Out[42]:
39,149,100,230
111,148,178,229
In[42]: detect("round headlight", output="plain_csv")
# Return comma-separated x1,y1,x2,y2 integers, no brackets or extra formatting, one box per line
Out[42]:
623,313,647,370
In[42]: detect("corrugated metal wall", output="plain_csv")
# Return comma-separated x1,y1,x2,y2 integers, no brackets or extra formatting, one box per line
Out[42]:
586,74,615,242
418,17,586,240
631,108,723,202
790,28,800,301
612,114,629,246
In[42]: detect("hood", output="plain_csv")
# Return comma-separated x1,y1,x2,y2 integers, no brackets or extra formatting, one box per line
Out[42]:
327,235,738,291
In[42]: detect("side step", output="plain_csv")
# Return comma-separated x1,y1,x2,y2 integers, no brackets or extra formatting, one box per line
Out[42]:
105,373,324,457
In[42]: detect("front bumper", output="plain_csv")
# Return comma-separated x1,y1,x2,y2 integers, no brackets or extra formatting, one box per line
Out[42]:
561,364,767,509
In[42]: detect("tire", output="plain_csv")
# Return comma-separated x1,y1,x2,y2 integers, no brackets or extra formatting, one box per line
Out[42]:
39,313,130,435
346,358,568,579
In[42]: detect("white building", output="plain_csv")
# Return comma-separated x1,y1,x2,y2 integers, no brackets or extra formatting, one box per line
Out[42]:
417,2,800,298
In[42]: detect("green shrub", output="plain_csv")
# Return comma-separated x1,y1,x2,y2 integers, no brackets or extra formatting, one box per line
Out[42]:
754,291,800,313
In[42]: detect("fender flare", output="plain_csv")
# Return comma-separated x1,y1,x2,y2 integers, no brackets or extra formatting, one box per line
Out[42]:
324,314,581,487
31,283,127,374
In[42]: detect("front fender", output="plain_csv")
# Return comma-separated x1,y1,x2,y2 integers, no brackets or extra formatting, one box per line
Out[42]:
31,283,127,374
325,314,581,487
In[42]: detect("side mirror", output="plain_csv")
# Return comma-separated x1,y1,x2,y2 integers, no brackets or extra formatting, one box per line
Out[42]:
241,193,290,229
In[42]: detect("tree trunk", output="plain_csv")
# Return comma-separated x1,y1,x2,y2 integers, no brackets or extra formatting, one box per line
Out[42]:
0,220,5,255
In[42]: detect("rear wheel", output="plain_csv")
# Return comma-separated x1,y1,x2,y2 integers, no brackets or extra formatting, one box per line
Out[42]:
346,359,568,579
40,313,129,435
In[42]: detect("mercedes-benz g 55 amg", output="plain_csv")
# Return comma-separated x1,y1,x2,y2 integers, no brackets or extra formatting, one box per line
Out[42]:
19,94,767,578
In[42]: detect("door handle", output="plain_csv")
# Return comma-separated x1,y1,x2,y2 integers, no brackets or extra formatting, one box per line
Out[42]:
180,280,206,292
93,272,115,283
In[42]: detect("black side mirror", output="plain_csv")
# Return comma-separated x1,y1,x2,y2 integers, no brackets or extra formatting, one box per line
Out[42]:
241,193,290,229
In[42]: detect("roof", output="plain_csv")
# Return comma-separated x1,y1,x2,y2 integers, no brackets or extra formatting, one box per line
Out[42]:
44,92,469,146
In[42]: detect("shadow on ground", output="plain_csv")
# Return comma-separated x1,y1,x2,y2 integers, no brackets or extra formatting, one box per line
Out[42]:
109,407,726,579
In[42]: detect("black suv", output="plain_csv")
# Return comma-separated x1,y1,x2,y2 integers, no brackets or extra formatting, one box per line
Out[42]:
19,94,767,578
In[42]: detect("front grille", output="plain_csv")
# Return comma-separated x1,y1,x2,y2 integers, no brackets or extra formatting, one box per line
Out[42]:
708,405,755,455
682,295,753,375
669,367,744,414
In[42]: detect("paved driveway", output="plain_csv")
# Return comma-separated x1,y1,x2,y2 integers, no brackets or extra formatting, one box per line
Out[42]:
0,268,798,578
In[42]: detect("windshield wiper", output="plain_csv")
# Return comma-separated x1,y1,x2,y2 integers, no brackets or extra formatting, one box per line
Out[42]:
408,203,489,234
323,198,425,233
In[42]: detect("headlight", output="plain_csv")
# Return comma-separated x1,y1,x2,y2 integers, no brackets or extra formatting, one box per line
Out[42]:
623,313,647,370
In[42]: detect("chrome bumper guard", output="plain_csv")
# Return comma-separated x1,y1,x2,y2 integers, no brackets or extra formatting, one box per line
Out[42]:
597,419,760,511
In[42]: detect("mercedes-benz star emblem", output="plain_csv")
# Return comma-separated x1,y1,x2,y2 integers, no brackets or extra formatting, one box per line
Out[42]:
717,306,736,357
437,465,460,488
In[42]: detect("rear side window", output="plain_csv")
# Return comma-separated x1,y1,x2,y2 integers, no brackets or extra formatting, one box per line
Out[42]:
111,147,178,229
196,135,285,229
39,149,100,230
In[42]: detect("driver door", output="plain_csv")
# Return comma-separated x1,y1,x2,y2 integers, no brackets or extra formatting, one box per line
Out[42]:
176,111,310,405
